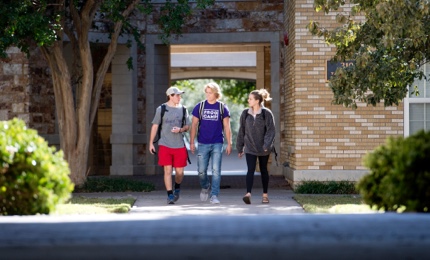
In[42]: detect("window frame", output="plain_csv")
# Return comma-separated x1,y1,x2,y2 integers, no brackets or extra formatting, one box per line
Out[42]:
404,63,430,137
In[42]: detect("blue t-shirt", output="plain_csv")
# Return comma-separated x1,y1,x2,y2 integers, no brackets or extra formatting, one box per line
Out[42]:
192,101,230,144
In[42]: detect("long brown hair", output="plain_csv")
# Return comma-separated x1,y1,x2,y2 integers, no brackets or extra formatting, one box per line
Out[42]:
250,89,272,105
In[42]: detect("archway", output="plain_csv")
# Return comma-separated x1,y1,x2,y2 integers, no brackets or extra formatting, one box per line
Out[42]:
145,32,281,176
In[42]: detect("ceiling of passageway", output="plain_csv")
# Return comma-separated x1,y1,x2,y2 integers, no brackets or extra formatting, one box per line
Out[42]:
170,44,268,80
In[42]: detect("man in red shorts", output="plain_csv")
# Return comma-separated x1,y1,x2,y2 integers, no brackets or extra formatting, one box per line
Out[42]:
149,87,190,204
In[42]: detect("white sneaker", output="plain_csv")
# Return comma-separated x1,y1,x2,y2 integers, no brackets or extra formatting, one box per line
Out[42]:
200,186,210,201
210,195,220,204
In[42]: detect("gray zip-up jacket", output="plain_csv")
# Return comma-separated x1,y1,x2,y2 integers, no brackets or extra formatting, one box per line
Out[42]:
236,107,275,156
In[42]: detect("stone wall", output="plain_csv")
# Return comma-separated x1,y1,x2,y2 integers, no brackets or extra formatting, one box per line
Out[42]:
0,47,55,135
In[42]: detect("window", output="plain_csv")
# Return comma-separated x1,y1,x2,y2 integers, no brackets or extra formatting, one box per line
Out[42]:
404,63,430,136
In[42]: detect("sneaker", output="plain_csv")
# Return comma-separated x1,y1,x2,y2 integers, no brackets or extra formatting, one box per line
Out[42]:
200,186,210,201
210,195,220,204
167,194,175,204
173,189,180,202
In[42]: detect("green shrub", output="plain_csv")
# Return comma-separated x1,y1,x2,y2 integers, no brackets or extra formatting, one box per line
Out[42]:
357,130,430,213
0,118,74,215
75,176,155,192
295,180,357,194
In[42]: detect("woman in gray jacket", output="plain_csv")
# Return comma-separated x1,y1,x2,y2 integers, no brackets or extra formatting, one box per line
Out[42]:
236,89,275,204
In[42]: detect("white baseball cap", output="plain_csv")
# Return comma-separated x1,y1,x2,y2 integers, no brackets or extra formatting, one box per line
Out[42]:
166,87,185,96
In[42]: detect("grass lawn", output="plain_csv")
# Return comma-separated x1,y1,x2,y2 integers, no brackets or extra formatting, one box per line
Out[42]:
53,196,136,215
293,194,380,214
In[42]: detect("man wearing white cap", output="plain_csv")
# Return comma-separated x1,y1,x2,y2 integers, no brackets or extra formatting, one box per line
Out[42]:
149,87,190,204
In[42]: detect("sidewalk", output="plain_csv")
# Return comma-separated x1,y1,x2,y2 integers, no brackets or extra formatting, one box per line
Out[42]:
75,175,305,216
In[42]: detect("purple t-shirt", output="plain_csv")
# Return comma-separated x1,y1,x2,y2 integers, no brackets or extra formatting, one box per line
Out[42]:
192,101,230,144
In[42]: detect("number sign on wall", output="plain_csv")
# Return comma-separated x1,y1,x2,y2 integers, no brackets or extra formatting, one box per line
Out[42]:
326,60,354,81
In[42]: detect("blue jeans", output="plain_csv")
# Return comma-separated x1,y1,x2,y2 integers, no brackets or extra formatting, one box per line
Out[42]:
197,143,223,197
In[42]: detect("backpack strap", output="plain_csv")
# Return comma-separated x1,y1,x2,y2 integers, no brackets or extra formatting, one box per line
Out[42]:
180,105,191,164
198,101,205,121
181,106,187,128
197,101,205,135
273,146,278,166
153,104,167,144
219,101,225,130
219,101,224,120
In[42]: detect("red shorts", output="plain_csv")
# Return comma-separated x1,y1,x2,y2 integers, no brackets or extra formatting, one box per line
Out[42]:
157,145,188,168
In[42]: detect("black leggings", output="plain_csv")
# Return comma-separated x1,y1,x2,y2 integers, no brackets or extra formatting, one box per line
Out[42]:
245,153,270,194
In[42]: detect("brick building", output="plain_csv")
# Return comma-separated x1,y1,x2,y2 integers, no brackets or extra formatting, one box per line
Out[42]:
1,1,427,187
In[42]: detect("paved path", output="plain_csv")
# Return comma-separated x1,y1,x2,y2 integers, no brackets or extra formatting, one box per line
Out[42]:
71,175,304,216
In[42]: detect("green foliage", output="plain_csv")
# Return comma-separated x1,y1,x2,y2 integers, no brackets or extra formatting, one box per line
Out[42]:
0,0,215,57
75,177,155,193
157,0,214,43
215,79,255,107
0,0,59,57
357,130,430,212
308,0,430,108
0,118,74,215
295,180,358,194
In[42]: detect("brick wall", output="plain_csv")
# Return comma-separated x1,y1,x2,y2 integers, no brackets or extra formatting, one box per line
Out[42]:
284,0,403,183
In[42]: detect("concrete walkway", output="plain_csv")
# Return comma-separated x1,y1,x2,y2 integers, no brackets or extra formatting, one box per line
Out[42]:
74,187,305,217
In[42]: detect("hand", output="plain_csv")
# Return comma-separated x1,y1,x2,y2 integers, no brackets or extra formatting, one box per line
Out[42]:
238,152,244,158
190,143,195,154
171,127,180,133
225,144,232,155
149,144,156,154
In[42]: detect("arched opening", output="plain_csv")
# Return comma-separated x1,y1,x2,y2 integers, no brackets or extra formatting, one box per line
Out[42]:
145,32,281,176
170,44,262,174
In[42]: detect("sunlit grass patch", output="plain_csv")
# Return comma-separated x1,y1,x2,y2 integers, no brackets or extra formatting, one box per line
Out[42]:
53,197,136,215
293,194,379,214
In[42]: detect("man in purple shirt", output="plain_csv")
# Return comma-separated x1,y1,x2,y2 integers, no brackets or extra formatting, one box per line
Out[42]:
190,82,232,204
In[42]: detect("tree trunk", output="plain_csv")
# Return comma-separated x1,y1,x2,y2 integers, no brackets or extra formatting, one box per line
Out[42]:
67,141,90,185
41,43,92,187
37,0,140,186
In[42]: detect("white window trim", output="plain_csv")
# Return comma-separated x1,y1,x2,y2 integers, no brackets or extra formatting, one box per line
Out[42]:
404,94,430,137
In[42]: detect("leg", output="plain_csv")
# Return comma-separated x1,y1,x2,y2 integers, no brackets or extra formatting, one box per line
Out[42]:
174,167,184,184
210,143,223,197
163,165,173,191
197,144,211,189
258,155,270,203
245,153,258,193
173,167,184,202
172,146,187,185
171,147,188,203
